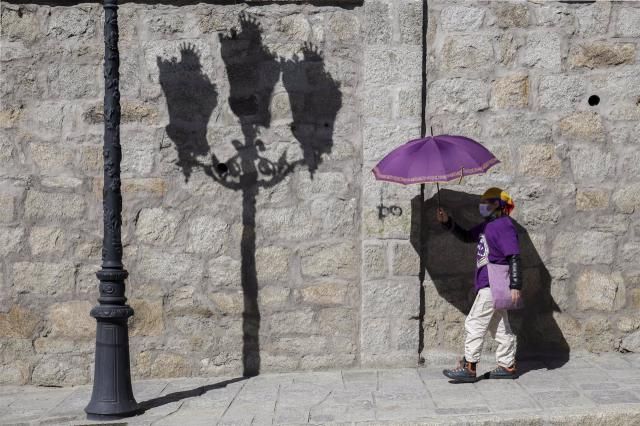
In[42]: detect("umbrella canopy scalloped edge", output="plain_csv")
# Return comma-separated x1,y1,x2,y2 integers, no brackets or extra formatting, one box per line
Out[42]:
372,156,501,185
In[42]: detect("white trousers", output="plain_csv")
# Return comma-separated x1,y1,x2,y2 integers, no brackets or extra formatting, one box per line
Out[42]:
464,287,517,367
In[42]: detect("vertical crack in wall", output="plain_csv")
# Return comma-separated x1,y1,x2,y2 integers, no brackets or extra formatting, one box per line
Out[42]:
417,0,428,364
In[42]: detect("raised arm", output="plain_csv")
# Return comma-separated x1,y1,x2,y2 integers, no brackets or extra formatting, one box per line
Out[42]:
436,208,476,243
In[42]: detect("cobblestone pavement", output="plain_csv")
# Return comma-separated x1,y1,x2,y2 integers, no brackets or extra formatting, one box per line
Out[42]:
3,353,640,425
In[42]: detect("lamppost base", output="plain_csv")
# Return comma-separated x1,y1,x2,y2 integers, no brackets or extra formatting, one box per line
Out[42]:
86,407,140,421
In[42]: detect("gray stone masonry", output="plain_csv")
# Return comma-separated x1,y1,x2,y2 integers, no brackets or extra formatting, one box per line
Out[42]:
1,0,640,387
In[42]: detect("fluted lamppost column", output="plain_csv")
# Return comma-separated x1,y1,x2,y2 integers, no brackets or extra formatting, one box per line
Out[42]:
85,0,139,419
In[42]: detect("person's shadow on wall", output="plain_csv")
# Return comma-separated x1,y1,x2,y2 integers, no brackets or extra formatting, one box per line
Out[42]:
411,188,569,374
157,14,342,377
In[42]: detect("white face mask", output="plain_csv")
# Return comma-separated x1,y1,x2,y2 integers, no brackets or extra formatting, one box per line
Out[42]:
479,204,494,217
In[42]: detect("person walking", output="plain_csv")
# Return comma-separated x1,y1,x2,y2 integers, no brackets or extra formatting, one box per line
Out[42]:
436,187,522,382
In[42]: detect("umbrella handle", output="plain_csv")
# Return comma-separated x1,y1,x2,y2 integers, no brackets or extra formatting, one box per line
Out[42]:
436,182,441,208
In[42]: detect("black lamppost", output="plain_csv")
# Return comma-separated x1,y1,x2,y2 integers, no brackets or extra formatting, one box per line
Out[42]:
85,0,139,419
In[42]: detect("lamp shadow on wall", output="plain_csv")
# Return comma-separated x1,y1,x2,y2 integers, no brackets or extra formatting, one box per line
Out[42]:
411,189,569,375
158,14,342,377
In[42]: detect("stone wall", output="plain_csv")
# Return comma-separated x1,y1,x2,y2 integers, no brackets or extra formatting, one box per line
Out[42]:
1,0,639,387
362,0,640,365
0,0,367,385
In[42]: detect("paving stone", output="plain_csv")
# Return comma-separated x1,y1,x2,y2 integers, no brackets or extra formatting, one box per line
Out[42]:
587,390,640,405
529,390,594,408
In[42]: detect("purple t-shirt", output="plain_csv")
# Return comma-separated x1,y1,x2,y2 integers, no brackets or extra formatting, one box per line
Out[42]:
468,216,520,292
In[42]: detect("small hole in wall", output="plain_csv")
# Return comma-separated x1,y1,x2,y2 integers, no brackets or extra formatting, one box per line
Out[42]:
17,8,23,18
588,95,600,106
216,163,229,175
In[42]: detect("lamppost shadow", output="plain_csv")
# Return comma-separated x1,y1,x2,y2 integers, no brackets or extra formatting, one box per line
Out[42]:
137,377,248,413
158,14,342,377
411,188,570,376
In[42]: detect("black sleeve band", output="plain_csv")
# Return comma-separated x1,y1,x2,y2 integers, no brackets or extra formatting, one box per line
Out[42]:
507,254,522,290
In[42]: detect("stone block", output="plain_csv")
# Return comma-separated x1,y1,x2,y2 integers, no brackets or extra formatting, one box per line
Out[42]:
535,4,573,27
494,32,524,67
612,183,640,214
518,144,562,178
209,291,244,316
0,305,40,338
295,172,349,199
11,261,75,296
48,64,98,99
47,301,94,338
256,205,315,242
491,74,529,109
551,232,616,265
0,227,24,257
569,42,635,70
256,246,291,283
523,31,561,71
575,1,611,36
615,6,640,37
364,206,411,239
32,354,90,386
362,123,421,162
317,307,355,336
558,112,605,143
135,208,181,244
0,5,39,42
491,2,530,28
136,249,204,285
186,216,229,254
83,102,160,126
392,242,420,277
620,243,640,276
24,191,85,221
300,282,347,306
47,6,98,40
398,87,421,119
361,317,391,353
129,299,164,336
206,256,242,290
441,35,494,73
399,1,422,45
538,75,587,110
440,6,484,31
364,1,391,44
28,227,76,257
362,279,419,318
363,88,393,121
621,330,640,353
576,190,609,211
29,143,75,175
363,242,387,279
135,351,192,379
300,242,356,279
576,270,624,312
427,79,489,114
568,145,615,184
267,309,316,335
270,335,327,355
0,361,30,385
0,63,43,102
429,114,482,139
258,286,291,308
143,11,185,36
328,10,361,43
618,317,640,333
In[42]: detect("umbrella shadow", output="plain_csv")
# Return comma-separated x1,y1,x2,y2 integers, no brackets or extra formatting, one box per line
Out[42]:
158,14,342,377
411,189,569,374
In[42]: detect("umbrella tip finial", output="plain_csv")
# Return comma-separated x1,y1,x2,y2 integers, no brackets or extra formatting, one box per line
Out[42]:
430,126,433,136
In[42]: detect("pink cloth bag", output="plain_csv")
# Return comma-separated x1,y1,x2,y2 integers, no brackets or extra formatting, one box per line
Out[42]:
487,263,524,310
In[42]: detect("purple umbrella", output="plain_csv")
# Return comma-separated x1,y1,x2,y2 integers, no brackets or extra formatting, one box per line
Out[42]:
372,134,500,205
